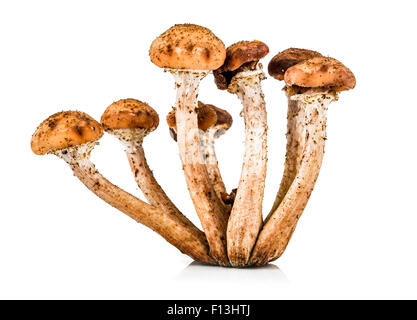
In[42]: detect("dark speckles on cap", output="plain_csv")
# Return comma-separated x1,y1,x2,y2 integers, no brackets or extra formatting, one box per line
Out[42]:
47,118,58,129
166,44,173,56
204,48,211,60
74,125,83,137
30,111,103,155
319,64,329,72
100,98,159,131
149,23,226,70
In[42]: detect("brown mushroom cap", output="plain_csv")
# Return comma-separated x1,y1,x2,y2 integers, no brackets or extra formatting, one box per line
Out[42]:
268,48,322,80
31,111,103,155
204,103,232,130
222,40,269,72
166,101,217,131
149,24,226,70
100,99,159,131
214,40,269,90
284,56,356,90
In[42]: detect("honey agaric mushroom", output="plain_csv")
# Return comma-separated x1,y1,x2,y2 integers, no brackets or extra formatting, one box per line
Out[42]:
149,24,229,265
213,40,269,266
250,55,356,266
167,101,233,211
31,111,215,264
100,99,208,242
266,48,324,217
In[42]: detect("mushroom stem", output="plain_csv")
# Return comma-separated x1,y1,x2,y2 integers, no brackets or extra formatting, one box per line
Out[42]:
109,128,200,229
171,70,229,266
55,141,215,265
265,95,306,221
226,66,268,266
250,90,337,266
126,140,209,232
199,128,230,210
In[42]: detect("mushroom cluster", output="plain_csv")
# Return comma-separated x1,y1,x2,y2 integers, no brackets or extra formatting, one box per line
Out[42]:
31,24,355,267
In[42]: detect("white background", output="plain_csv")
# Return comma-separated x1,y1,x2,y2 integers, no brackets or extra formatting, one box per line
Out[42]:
1,0,416,299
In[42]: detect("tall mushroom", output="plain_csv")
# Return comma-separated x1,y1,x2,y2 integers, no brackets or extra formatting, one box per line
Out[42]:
250,55,356,266
149,24,229,265
167,101,233,211
31,111,215,264
213,40,269,266
100,98,207,241
266,48,323,218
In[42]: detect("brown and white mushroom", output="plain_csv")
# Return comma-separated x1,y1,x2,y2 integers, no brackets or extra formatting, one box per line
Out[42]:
167,101,233,211
213,40,269,266
265,48,324,218
100,98,208,240
31,111,215,264
250,54,356,266
149,24,229,265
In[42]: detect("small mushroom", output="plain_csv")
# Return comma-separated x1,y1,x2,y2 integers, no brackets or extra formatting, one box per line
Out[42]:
250,53,356,266
167,101,233,211
100,99,207,239
214,40,269,266
150,24,229,265
31,111,215,264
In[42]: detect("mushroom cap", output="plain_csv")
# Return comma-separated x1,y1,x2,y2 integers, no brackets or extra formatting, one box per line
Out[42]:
31,111,103,155
284,56,356,90
149,24,226,70
268,48,323,80
213,40,268,90
204,103,232,130
100,99,159,131
166,101,218,131
221,40,269,72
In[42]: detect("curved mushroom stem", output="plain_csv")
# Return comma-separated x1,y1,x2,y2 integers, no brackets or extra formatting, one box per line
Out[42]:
250,90,337,266
265,92,306,222
199,127,231,212
108,128,199,229
226,64,268,266
126,142,196,224
54,141,215,265
171,70,229,266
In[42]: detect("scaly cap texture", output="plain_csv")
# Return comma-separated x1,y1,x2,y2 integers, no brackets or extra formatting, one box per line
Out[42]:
31,111,103,155
149,24,226,70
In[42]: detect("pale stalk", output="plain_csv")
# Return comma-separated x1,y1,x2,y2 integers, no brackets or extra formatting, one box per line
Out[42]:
199,128,230,211
250,91,337,266
265,94,306,222
172,70,229,266
54,142,215,264
226,66,268,266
